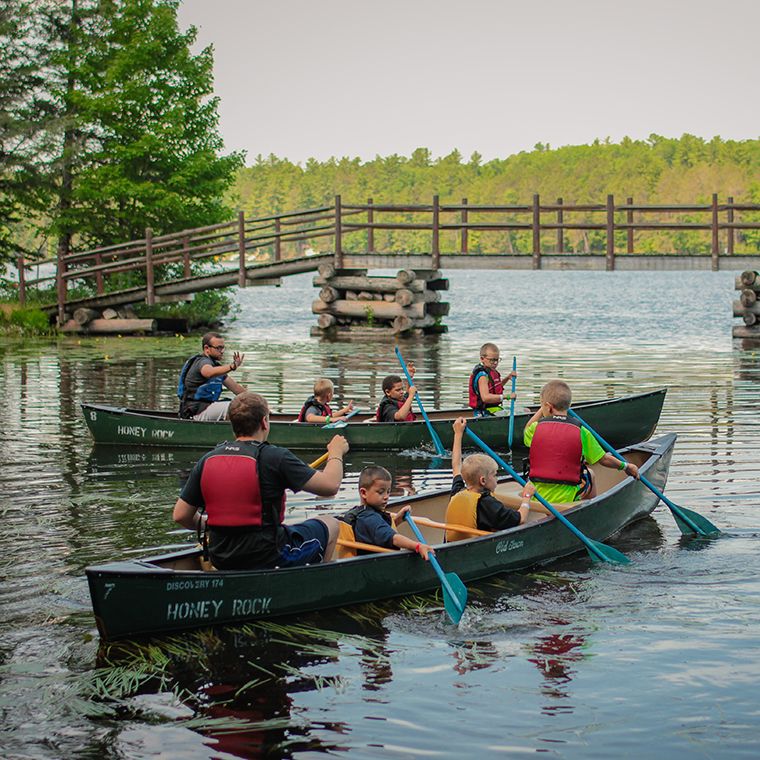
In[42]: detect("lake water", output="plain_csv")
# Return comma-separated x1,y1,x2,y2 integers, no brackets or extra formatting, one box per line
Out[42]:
2,269,760,759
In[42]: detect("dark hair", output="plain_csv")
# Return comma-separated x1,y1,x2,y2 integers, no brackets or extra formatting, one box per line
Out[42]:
382,375,402,394
359,465,392,490
229,392,269,436
202,332,223,348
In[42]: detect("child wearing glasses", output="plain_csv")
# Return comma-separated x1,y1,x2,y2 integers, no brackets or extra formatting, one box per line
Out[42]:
467,342,516,417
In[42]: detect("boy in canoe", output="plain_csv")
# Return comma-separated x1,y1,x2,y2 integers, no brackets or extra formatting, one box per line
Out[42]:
445,418,530,541
297,378,354,424
468,342,516,417
376,365,416,422
522,379,639,503
178,332,247,421
336,465,433,559
173,392,347,570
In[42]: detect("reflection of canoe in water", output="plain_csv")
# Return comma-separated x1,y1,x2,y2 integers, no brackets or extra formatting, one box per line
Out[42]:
81,388,666,452
86,433,676,640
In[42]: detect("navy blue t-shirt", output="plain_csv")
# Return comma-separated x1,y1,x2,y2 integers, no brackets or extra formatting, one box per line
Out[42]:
351,506,397,550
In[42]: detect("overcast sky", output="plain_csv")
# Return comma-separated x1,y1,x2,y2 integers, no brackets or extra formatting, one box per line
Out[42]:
176,0,760,165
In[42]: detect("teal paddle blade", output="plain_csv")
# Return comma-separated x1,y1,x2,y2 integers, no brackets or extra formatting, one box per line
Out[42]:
442,572,468,624
588,540,631,565
672,506,721,537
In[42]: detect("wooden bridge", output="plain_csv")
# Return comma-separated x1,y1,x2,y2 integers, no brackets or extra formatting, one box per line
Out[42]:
15,194,760,323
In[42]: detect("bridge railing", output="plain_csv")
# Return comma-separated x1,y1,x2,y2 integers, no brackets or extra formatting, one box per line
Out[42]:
13,194,760,314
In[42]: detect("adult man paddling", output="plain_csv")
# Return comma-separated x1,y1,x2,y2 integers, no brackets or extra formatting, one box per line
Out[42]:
173,391,347,570
178,332,246,421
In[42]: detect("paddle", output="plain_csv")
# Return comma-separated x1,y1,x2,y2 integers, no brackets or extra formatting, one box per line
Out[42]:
464,428,631,565
394,347,446,456
323,407,361,429
308,452,329,468
507,355,517,450
567,409,721,538
404,512,468,624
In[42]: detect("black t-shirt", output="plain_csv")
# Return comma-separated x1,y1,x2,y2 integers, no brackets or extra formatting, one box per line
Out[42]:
377,396,405,423
450,474,521,531
180,440,315,568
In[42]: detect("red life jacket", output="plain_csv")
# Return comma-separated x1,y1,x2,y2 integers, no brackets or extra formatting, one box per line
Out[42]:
297,396,332,422
200,442,286,527
468,363,504,411
528,416,583,485
376,396,415,422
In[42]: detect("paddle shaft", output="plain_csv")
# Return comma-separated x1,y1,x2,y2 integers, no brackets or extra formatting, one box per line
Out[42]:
464,428,616,563
567,409,712,536
308,452,329,468
338,538,392,554
411,515,491,537
507,355,517,449
323,407,361,428
404,513,464,614
394,347,445,456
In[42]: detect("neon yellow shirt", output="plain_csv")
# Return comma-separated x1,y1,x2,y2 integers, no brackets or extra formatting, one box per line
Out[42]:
523,418,606,503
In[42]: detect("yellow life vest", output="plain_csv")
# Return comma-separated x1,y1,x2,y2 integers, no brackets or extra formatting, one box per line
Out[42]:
336,520,358,559
445,489,481,542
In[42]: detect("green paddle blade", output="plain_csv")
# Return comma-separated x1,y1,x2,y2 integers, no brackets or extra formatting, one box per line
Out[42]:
672,506,721,537
442,572,468,624
588,540,631,565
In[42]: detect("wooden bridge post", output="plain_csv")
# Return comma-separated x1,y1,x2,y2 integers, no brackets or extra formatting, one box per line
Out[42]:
532,194,541,269
182,235,191,278
556,197,563,253
727,196,734,256
606,194,615,271
626,197,634,254
17,254,25,306
334,195,343,269
367,198,374,253
145,227,155,306
274,217,281,262
95,253,104,294
711,193,719,271
238,210,247,287
432,194,440,269
461,198,468,254
56,242,67,325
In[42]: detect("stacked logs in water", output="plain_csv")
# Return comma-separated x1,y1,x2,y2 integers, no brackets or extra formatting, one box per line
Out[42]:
733,270,760,338
60,305,158,334
311,264,450,336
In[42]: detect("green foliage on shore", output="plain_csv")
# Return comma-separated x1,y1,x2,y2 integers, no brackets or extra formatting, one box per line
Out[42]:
0,0,243,266
0,304,53,335
231,135,760,255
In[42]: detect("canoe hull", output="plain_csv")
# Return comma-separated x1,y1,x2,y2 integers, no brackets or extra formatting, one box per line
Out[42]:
81,388,666,451
86,434,676,640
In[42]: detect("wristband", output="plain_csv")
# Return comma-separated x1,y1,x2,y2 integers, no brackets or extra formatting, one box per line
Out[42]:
618,460,627,471
414,542,421,554
520,502,530,509
327,457,343,464
325,415,331,423
229,362,236,372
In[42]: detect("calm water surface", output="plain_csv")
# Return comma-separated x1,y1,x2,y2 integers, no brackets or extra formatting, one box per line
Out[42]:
2,270,760,759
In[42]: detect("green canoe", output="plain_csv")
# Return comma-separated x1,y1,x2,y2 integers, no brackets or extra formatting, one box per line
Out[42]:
86,433,676,640
81,388,666,452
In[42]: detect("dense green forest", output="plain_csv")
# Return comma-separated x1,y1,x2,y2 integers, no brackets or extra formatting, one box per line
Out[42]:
0,0,241,267
231,136,760,255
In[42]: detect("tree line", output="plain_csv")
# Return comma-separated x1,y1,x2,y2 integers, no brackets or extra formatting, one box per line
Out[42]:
232,137,760,255
1,0,242,267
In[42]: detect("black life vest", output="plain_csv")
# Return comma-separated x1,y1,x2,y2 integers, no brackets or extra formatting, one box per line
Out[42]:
468,363,504,411
375,396,416,422
337,504,393,529
178,354,225,418
528,415,583,485
297,396,333,422
200,441,285,528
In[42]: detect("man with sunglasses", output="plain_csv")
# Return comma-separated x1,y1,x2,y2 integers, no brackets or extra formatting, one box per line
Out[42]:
178,332,247,420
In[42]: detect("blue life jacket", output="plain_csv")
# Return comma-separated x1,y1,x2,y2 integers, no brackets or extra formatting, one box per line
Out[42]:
178,355,225,417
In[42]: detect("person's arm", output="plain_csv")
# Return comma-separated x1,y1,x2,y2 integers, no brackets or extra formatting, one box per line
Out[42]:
302,435,349,496
392,532,433,561
173,497,201,530
201,351,245,380
335,400,354,417
304,407,329,424
223,375,246,395
394,385,417,420
600,452,640,479
477,374,502,406
479,495,524,530
452,417,466,477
